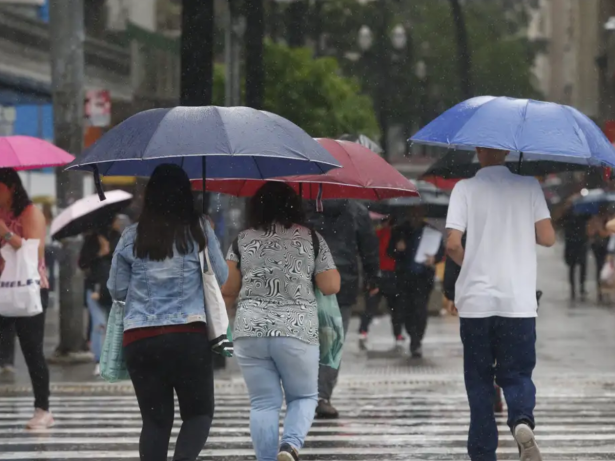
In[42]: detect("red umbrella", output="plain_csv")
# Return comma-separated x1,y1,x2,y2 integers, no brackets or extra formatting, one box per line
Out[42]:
192,139,418,200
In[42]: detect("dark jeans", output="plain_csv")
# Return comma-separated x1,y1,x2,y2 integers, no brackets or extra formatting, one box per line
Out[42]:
0,289,50,410
124,332,215,461
565,242,587,296
359,271,401,337
460,317,537,461
398,275,433,351
318,304,352,401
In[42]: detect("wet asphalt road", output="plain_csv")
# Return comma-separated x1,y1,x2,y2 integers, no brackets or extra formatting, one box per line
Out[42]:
1,243,615,459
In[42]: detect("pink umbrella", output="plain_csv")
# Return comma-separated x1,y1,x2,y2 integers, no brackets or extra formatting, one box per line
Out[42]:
0,136,75,170
192,139,418,201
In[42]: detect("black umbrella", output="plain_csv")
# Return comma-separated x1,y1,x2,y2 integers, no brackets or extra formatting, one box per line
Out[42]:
368,181,449,218
423,150,588,180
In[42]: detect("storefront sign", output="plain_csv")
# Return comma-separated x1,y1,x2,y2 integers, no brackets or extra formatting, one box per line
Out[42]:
85,90,111,127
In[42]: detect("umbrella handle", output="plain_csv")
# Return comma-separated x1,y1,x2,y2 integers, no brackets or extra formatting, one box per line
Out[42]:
517,152,524,175
92,165,106,201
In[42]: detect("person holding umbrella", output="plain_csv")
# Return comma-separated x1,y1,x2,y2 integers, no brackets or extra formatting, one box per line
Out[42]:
107,164,228,461
445,147,555,461
222,182,340,461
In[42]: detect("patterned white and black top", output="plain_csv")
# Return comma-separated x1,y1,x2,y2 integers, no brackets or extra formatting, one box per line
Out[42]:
227,223,336,345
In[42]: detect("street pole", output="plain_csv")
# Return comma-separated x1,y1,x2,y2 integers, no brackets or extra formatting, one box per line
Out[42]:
49,0,86,358
245,0,265,109
448,0,473,100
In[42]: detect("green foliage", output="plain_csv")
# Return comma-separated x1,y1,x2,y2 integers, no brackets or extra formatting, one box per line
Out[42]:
262,42,379,138
314,0,543,127
213,41,379,138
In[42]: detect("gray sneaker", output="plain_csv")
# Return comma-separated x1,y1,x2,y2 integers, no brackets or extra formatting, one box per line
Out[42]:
514,423,542,461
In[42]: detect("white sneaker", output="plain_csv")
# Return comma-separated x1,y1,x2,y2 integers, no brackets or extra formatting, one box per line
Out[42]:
26,409,54,429
93,363,101,377
514,423,542,461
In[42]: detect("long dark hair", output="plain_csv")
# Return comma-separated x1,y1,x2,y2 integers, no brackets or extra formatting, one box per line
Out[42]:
248,182,305,231
134,164,206,261
0,168,31,217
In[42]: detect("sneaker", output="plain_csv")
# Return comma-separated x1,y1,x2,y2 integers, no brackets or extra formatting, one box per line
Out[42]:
359,332,368,350
411,346,423,359
26,409,54,429
93,363,101,377
395,335,405,350
0,365,15,374
514,423,542,461
278,443,299,461
315,399,339,419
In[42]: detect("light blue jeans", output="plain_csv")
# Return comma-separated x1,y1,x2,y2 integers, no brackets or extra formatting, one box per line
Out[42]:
234,337,319,461
85,289,107,362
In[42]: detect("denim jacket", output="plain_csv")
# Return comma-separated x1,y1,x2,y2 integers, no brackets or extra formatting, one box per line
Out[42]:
107,221,228,331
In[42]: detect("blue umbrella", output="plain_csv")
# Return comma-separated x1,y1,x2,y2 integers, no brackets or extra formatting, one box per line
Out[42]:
572,189,615,215
66,106,341,199
410,96,615,168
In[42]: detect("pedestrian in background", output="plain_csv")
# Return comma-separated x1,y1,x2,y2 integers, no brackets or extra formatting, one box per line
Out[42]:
107,164,228,461
557,193,589,299
307,199,380,419
446,147,555,461
0,168,53,429
78,216,121,376
358,215,402,350
222,182,340,461
587,204,611,302
388,207,444,358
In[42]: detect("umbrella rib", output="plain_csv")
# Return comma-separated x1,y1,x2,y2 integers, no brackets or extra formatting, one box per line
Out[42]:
561,105,592,163
134,108,174,161
513,100,530,151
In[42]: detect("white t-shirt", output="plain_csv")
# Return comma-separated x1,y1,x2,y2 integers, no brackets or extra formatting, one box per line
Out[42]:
446,166,551,318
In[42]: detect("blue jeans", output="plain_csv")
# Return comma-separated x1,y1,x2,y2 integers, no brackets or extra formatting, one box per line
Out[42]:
235,337,319,461
460,317,537,461
85,289,108,362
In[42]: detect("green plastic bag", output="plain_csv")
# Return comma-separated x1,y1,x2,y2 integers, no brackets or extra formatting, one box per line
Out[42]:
315,289,345,369
99,301,130,383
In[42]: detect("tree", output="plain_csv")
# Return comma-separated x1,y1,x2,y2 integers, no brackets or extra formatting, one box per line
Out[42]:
262,42,379,138
180,0,214,106
212,42,379,138
448,0,473,99
313,0,542,131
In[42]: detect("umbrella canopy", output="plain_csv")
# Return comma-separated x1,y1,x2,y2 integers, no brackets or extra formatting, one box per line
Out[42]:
572,189,615,216
51,190,133,241
422,149,589,180
369,181,449,218
191,139,418,201
411,96,615,168
66,106,340,181
0,136,75,170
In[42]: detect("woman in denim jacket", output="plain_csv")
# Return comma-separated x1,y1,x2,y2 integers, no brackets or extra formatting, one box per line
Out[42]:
108,164,228,461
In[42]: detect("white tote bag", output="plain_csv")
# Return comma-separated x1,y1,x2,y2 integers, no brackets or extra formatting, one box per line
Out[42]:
0,239,43,317
199,245,233,356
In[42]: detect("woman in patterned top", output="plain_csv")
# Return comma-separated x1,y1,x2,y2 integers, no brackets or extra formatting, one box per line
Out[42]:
0,168,52,429
222,182,340,461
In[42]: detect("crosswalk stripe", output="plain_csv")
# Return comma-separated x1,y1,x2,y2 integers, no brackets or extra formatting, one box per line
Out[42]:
0,390,612,460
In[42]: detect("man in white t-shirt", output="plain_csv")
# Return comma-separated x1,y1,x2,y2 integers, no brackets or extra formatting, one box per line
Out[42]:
446,147,555,461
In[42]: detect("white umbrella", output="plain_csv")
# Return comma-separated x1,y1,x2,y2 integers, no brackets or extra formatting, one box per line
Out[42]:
51,190,133,240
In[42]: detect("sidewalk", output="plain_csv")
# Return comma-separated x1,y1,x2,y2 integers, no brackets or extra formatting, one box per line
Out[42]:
2,241,615,393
